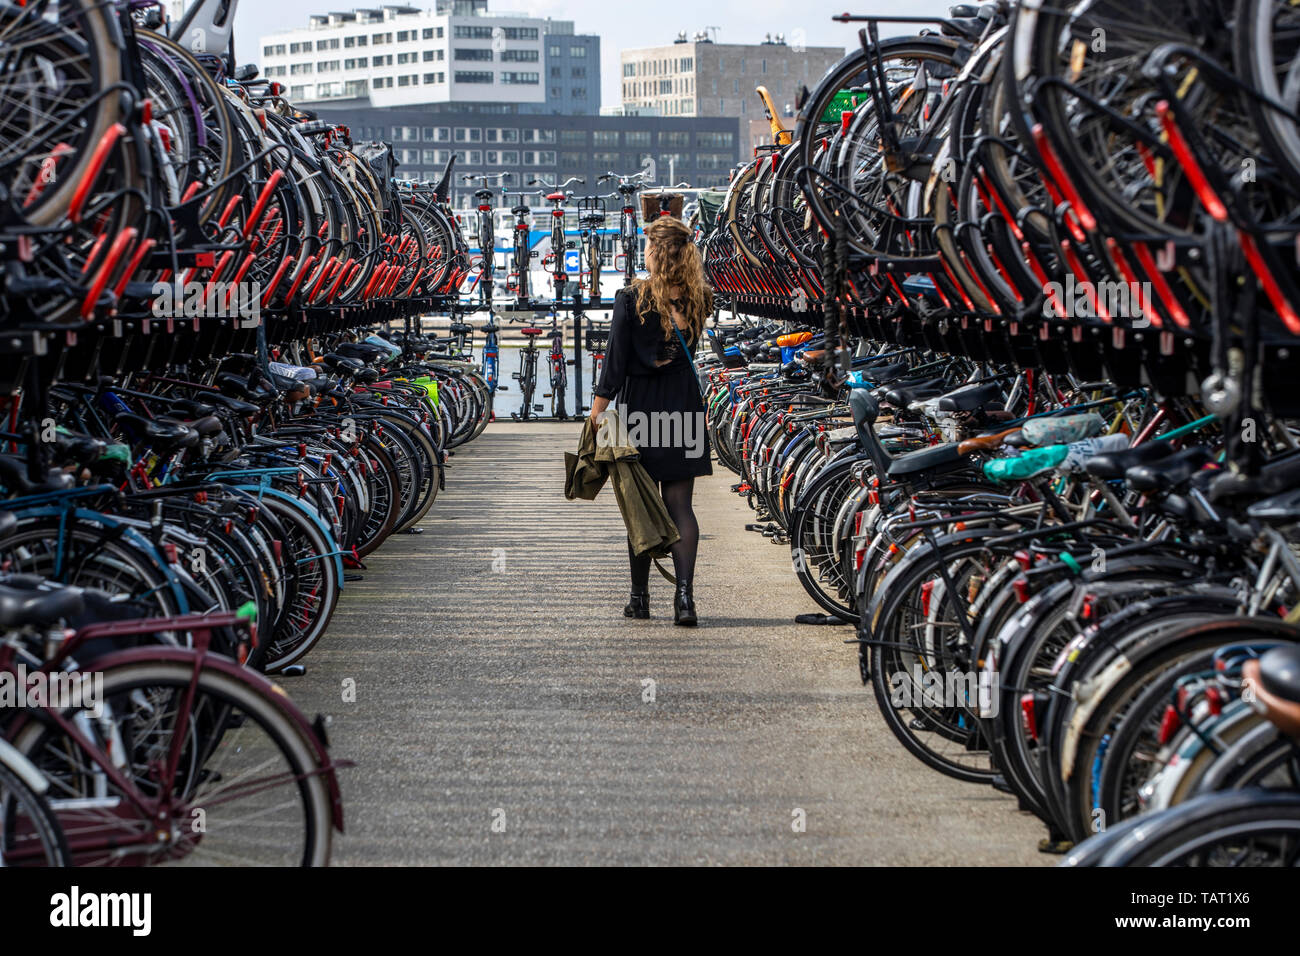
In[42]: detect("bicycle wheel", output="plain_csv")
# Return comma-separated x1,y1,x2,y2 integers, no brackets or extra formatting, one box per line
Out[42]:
0,0,120,228
12,660,333,866
1097,789,1300,866
0,756,69,866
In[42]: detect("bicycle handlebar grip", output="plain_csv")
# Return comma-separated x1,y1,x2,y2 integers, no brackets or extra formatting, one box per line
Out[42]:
295,120,331,136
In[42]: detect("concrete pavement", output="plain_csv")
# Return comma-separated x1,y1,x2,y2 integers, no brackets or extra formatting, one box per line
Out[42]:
286,421,1050,865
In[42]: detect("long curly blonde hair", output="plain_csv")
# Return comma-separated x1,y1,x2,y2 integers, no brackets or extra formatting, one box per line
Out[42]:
632,217,712,341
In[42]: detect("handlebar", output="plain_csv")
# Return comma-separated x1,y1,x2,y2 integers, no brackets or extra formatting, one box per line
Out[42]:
598,170,651,185
529,176,585,190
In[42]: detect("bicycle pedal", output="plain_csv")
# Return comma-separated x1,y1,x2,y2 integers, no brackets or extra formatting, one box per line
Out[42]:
279,665,307,678
344,573,364,582
402,527,425,535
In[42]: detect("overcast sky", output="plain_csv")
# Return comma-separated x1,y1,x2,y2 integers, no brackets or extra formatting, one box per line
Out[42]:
234,0,951,107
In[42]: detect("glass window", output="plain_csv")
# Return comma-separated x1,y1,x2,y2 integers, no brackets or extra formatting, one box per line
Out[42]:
559,129,587,145
694,131,734,148
592,130,618,146
500,72,539,85
454,71,494,84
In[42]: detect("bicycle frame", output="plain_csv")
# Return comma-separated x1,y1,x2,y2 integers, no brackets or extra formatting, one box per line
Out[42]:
0,611,345,863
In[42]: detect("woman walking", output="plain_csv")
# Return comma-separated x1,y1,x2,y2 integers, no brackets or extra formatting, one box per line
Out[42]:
589,217,713,626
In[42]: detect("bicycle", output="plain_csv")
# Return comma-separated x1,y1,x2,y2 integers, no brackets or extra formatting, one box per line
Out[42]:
509,316,547,421
576,195,607,306
503,184,542,307
542,311,571,421
584,317,610,394
598,169,652,285
463,171,512,311
529,176,584,304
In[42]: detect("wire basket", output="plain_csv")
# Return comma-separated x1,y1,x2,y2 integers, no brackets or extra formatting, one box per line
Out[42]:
641,192,684,221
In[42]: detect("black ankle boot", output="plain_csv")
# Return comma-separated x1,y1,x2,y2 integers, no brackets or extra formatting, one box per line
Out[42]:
673,582,697,626
624,591,649,619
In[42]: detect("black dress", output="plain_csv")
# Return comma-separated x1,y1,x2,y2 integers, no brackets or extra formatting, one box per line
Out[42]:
593,286,713,482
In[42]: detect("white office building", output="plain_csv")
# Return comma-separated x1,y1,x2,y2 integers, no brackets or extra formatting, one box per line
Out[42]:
259,1,599,111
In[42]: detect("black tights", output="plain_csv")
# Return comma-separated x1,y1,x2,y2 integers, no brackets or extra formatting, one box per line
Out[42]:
627,478,699,593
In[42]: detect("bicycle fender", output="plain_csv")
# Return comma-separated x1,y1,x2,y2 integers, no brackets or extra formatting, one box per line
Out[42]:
0,737,50,796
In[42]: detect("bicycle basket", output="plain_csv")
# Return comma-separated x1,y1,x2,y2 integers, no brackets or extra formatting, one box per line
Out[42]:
641,192,684,221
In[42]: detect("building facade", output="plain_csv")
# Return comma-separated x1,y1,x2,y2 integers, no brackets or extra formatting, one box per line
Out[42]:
259,1,599,113
620,34,843,121
313,106,741,207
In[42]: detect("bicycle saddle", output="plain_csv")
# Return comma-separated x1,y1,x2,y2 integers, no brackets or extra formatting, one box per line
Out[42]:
168,397,217,419
1083,440,1177,480
0,455,75,496
448,322,473,335
882,378,945,407
354,367,380,384
858,360,910,384
1245,485,1300,526
190,414,224,437
319,354,366,374
0,583,84,629
1257,644,1300,704
936,380,1003,413
204,392,259,417
545,192,567,202
115,412,200,452
886,441,965,478
1123,445,1213,493
267,369,306,393
216,373,276,404
336,342,390,363
1208,450,1300,503
51,430,106,465
520,327,545,336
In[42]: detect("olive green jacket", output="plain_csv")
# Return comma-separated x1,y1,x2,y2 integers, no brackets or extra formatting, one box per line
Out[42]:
564,416,680,559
